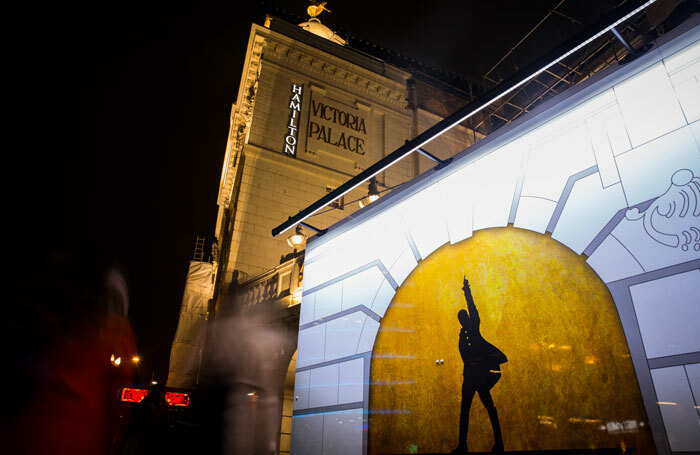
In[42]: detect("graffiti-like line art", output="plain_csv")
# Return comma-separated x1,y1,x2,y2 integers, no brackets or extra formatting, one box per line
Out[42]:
625,169,700,251
453,277,508,454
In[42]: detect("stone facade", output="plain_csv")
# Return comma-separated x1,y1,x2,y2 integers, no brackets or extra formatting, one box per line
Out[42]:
214,19,480,287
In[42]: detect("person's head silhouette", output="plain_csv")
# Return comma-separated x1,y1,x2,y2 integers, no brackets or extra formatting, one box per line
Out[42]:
458,309,469,327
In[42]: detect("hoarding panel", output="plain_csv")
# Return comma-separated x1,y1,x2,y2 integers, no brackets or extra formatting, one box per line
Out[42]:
294,21,700,454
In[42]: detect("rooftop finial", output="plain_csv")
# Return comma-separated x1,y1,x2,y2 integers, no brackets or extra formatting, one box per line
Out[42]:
307,1,331,19
298,0,345,45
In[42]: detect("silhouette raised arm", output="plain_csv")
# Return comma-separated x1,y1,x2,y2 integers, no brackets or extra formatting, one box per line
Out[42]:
454,276,506,454
462,277,479,323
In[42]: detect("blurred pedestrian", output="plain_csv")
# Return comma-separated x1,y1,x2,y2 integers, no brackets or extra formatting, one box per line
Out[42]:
208,303,293,455
1,249,137,454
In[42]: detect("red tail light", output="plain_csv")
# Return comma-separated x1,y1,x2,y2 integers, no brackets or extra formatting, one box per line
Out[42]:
164,392,190,407
120,388,149,403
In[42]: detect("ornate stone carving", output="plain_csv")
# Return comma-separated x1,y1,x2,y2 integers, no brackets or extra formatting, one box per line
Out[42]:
219,35,266,207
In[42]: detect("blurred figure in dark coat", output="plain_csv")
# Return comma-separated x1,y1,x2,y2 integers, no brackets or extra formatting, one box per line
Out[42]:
1,249,136,454
207,302,294,455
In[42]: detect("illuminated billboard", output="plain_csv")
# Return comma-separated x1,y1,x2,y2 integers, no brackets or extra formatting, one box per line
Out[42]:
292,19,700,455
369,227,655,453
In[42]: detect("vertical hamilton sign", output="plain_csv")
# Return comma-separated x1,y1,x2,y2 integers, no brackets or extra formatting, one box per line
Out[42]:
284,84,303,156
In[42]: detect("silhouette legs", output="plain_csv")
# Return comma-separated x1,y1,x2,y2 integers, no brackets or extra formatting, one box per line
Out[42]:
478,388,504,453
454,384,503,454
454,384,475,453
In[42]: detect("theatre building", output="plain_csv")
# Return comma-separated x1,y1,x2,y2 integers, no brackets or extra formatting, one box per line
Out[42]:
168,3,700,454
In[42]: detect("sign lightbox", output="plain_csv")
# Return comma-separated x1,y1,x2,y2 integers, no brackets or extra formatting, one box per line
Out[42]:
292,20,700,455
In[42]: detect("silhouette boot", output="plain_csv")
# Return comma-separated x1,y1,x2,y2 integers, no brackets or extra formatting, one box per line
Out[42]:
452,444,468,454
453,419,468,454
487,406,504,453
452,424,468,454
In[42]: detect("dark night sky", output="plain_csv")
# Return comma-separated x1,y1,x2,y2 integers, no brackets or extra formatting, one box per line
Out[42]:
12,1,621,380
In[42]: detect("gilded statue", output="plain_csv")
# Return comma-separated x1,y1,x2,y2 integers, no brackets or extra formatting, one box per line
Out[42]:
307,1,331,18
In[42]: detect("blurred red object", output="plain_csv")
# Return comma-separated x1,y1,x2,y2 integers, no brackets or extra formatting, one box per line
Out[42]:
3,255,138,455
164,392,190,407
120,388,149,403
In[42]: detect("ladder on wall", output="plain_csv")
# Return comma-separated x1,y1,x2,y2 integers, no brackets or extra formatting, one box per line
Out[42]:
193,235,206,262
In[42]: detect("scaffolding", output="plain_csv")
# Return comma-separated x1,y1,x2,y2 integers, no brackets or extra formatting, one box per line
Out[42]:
464,0,678,137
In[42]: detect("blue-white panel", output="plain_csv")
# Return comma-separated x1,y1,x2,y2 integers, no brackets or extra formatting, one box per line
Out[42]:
472,144,522,230
437,163,475,245
664,40,700,123
309,364,340,408
292,413,323,455
651,366,700,452
615,60,687,148
400,184,449,259
325,312,367,362
586,105,624,187
297,325,326,368
552,175,627,254
687,363,700,415
586,235,644,283
341,267,384,311
293,369,311,410
299,291,316,326
303,260,331,291
630,270,700,359
521,123,596,201
606,113,633,156
303,216,408,290
371,279,395,318
338,358,364,404
371,221,414,281
357,317,380,354
314,281,343,320
692,118,700,147
388,247,417,286
322,409,364,455
615,125,700,206
513,196,557,234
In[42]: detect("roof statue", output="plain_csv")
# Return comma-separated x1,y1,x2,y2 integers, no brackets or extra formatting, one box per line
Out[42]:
307,1,331,19
298,1,346,45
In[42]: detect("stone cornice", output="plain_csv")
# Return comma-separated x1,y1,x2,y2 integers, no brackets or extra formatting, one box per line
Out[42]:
257,25,409,110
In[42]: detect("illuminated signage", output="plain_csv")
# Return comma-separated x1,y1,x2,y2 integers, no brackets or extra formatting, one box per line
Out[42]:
308,100,366,155
284,84,303,156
